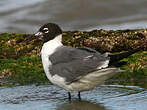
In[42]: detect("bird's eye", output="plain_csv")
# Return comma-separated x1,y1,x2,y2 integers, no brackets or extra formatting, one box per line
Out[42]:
43,28,49,33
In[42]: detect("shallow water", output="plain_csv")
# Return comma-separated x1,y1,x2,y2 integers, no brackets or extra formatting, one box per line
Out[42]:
0,0,147,33
0,85,146,110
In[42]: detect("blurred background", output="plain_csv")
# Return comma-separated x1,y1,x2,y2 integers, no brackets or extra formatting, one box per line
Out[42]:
0,0,147,33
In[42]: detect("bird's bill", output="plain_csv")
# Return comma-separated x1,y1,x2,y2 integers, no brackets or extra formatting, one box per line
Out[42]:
24,31,43,43
35,32,43,37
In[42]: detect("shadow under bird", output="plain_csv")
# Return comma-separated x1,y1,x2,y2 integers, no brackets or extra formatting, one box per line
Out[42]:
25,23,140,100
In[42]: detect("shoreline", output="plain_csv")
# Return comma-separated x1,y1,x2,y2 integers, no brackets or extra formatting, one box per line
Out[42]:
0,29,146,87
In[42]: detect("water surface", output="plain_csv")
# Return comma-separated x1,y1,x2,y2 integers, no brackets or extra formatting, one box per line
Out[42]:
0,85,146,110
0,0,147,33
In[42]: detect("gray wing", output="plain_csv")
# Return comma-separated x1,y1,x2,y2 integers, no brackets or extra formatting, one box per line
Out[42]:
49,46,110,84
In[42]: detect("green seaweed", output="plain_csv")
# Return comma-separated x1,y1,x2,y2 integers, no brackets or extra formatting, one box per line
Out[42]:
106,51,147,88
0,57,48,85
0,29,146,87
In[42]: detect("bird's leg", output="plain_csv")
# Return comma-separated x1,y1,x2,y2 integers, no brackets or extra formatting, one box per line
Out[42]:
68,92,71,101
78,92,81,100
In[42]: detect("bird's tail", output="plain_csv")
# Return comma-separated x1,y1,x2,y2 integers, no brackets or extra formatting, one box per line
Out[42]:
109,48,140,65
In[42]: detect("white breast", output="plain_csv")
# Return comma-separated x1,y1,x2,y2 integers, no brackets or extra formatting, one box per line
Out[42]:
41,35,65,84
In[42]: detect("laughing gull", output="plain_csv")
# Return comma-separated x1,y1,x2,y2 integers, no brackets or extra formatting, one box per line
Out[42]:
26,23,139,100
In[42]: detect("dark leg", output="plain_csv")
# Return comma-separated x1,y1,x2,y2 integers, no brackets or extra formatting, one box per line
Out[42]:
78,92,81,100
68,92,71,101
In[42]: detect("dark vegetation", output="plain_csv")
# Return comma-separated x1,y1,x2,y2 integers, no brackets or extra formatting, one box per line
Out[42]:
0,29,146,87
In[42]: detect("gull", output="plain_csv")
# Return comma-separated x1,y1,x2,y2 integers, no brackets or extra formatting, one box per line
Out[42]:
26,23,139,100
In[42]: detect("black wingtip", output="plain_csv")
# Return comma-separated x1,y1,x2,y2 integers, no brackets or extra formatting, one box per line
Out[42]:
109,48,141,65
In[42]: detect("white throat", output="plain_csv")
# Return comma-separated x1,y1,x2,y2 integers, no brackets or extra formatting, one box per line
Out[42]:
41,34,63,56
53,34,62,43
41,34,63,80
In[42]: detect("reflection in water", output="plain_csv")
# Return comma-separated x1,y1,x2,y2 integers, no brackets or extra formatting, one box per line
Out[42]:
0,85,146,110
57,100,106,110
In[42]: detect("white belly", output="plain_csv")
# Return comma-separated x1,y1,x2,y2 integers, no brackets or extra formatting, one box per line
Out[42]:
69,67,120,92
41,54,70,91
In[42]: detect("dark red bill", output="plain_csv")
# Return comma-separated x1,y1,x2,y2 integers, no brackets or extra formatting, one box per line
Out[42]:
24,32,43,43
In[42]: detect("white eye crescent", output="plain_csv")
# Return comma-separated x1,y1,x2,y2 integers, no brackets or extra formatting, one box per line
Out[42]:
43,28,49,33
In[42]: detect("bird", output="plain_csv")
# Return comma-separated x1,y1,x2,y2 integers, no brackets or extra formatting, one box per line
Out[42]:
25,23,140,100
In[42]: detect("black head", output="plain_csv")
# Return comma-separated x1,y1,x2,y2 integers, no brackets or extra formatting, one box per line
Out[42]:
37,23,62,42
25,23,62,43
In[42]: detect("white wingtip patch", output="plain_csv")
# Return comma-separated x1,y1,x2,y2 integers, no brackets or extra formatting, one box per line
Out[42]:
97,60,109,69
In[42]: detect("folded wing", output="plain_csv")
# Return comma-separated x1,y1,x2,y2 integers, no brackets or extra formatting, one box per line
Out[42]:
49,46,110,84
